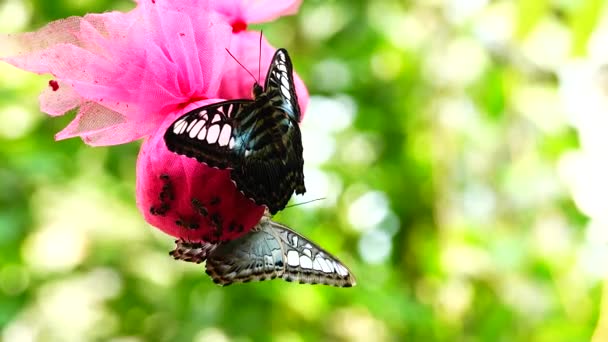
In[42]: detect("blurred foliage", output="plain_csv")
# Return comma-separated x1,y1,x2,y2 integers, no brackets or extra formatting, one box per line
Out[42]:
1,0,608,341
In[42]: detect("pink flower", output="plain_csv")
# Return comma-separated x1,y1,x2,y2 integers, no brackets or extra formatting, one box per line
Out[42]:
2,0,232,145
137,99,265,242
0,0,308,242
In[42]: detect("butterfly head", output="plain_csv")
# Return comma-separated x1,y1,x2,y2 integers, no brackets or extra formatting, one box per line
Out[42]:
252,82,264,99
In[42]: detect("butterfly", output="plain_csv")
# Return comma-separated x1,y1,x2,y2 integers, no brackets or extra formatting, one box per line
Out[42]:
164,48,305,215
170,214,356,287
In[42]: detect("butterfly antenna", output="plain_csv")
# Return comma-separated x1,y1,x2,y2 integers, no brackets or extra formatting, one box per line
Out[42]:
285,198,326,209
258,31,263,82
225,48,257,84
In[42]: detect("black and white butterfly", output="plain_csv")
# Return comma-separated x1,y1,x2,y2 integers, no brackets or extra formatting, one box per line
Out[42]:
164,48,305,215
170,214,356,287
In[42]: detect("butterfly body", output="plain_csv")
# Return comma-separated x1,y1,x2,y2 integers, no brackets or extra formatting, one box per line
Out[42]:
170,214,356,287
164,49,305,214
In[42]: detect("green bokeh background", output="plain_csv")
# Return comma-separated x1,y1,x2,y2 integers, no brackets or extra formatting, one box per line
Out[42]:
1,0,608,341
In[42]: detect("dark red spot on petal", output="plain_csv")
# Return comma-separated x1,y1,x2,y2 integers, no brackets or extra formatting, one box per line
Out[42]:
48,80,59,91
151,0,156,3
179,33,185,37
232,20,248,33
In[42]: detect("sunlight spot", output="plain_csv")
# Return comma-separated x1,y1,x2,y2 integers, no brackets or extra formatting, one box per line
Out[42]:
0,0,30,32
0,105,39,140
521,18,571,71
311,60,352,92
348,191,390,232
23,223,89,273
423,37,489,86
437,278,473,322
358,229,392,264
300,3,348,41
194,328,230,342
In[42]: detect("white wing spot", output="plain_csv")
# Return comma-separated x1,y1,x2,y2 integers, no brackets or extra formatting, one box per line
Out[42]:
206,124,220,144
281,85,291,100
317,258,331,273
200,110,208,120
173,120,186,134
286,250,299,267
336,264,349,276
303,248,312,258
229,137,235,149
291,235,298,246
299,255,313,269
186,119,197,133
280,75,289,89
264,255,274,266
197,126,208,140
313,258,323,271
245,149,251,157
218,125,231,146
189,120,205,138
327,261,337,273
277,63,287,72
212,114,221,123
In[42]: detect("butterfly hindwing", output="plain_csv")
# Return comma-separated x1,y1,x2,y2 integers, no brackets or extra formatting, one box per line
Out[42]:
204,221,285,285
204,216,356,287
170,240,217,264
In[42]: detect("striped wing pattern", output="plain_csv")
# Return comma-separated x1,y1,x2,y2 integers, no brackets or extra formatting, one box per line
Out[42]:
164,49,305,214
170,215,356,287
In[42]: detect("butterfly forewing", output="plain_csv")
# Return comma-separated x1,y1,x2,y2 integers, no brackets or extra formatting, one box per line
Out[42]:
204,216,356,287
271,221,355,287
264,49,302,123
164,100,253,169
164,48,305,215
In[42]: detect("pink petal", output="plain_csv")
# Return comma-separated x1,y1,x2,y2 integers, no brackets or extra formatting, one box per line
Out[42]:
136,100,265,242
39,80,81,116
242,0,303,24
217,31,309,119
211,0,302,25
1,2,232,146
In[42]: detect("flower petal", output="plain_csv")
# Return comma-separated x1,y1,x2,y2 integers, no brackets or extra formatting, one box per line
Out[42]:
211,0,302,25
39,80,81,116
136,100,265,242
1,2,232,145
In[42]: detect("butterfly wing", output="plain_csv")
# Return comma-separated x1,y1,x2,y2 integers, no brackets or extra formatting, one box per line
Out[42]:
264,48,302,123
230,105,305,214
164,100,254,169
170,239,217,264
231,49,306,213
205,216,356,287
204,218,286,285
269,219,355,287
